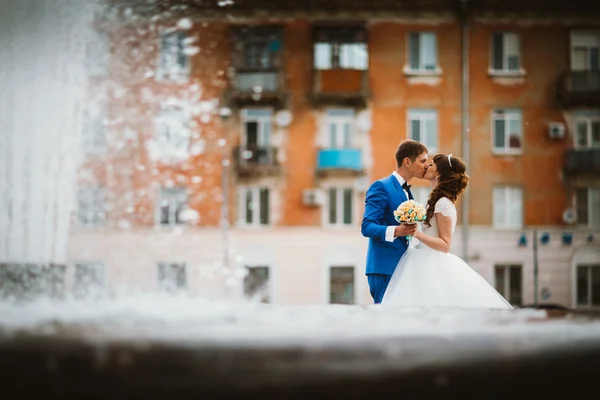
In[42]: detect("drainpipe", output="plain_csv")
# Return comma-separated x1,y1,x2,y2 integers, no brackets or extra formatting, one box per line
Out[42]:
460,0,470,262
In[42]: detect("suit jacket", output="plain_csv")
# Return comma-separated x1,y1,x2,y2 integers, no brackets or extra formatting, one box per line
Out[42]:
361,174,410,276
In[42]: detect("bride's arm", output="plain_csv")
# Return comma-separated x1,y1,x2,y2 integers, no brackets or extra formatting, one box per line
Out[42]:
413,213,453,253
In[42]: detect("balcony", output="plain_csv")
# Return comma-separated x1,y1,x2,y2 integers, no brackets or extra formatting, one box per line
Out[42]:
310,69,369,107
228,68,288,107
227,26,287,108
233,146,280,178
557,71,600,108
564,148,600,175
316,148,364,176
309,25,370,108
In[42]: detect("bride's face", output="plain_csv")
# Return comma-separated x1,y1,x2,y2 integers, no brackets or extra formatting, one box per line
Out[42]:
424,161,437,181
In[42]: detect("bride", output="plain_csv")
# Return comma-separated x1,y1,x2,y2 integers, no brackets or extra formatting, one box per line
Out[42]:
381,153,513,309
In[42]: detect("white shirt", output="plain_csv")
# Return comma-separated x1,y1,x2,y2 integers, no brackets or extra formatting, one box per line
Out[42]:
385,171,411,243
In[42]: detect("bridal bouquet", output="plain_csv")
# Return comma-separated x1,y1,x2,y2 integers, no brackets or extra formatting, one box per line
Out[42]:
393,200,427,241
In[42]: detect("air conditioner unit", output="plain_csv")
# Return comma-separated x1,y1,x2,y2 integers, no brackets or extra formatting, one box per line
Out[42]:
302,189,324,207
548,122,566,140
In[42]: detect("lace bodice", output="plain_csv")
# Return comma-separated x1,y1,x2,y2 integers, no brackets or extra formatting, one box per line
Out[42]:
422,197,457,238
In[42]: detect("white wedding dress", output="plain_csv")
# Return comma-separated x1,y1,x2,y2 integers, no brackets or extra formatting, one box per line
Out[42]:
381,197,513,309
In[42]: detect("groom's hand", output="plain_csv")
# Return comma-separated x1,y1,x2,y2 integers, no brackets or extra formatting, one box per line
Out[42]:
394,223,417,238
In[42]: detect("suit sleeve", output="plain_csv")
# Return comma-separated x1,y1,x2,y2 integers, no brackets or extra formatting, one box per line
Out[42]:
361,180,390,242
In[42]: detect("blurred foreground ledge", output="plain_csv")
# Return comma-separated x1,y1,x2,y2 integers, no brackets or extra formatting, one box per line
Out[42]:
1,304,600,398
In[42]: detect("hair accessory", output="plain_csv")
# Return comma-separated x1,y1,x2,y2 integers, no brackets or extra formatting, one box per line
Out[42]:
448,153,453,168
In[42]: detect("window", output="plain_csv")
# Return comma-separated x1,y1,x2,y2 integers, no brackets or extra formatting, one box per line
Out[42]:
77,187,105,227
326,108,354,149
241,109,273,164
73,262,105,298
493,186,523,229
243,41,275,69
239,187,270,226
313,28,368,70
157,187,187,226
408,32,437,72
244,266,270,303
157,262,187,292
155,107,190,159
327,188,353,226
575,117,600,148
82,106,107,153
329,266,355,304
233,26,281,70
157,31,189,81
494,264,523,306
576,188,600,227
491,33,521,72
408,109,438,153
576,264,600,307
492,109,522,153
570,31,600,71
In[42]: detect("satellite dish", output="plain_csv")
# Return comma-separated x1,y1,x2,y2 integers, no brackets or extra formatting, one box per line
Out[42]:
275,110,292,127
562,208,576,225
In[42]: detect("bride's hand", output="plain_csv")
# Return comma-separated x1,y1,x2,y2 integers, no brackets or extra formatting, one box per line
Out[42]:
413,230,423,240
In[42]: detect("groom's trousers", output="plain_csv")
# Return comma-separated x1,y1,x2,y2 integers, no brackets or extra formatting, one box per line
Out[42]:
368,274,391,304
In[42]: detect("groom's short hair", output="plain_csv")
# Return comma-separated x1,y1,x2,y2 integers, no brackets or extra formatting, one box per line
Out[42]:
395,140,428,167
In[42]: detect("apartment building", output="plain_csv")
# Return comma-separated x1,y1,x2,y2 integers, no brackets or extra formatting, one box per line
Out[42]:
67,0,600,307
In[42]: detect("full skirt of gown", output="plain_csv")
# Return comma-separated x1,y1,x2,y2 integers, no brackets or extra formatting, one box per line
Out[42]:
381,245,513,309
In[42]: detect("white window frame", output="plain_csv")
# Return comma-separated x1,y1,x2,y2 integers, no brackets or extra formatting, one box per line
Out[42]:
574,117,600,148
157,30,190,82
77,186,105,227
490,32,522,74
493,186,523,229
408,109,438,153
73,261,106,297
156,187,187,226
407,32,438,73
491,108,523,155
576,187,600,228
157,262,187,291
314,42,368,70
241,108,272,148
155,106,190,160
575,264,600,308
493,264,523,307
328,265,356,305
238,187,271,227
324,187,354,227
570,30,600,71
243,265,271,303
326,108,354,149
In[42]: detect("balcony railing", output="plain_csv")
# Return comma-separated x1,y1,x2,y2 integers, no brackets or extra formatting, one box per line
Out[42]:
227,69,286,107
564,148,600,174
235,69,280,93
233,146,280,177
317,148,363,173
558,70,600,108
311,69,369,107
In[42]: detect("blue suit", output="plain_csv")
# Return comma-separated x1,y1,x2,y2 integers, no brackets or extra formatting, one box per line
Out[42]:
361,174,411,303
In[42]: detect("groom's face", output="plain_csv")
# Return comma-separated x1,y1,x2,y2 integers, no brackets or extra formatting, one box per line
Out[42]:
407,152,429,179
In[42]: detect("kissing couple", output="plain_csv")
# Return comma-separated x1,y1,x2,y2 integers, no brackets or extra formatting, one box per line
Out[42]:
361,139,512,309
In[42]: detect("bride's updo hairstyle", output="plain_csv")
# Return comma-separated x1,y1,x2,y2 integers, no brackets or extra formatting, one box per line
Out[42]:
424,153,469,227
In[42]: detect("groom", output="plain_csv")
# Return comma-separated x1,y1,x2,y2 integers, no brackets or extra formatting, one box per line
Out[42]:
361,140,429,303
